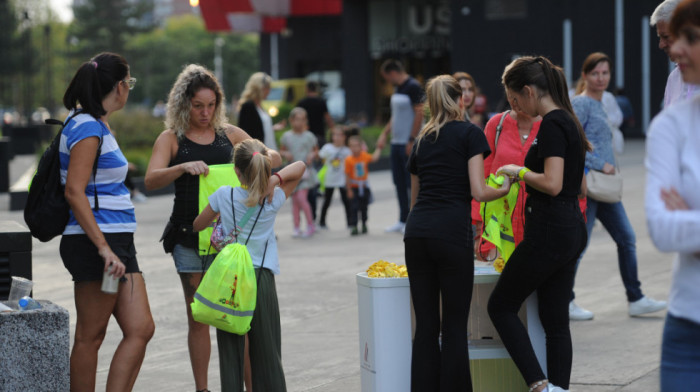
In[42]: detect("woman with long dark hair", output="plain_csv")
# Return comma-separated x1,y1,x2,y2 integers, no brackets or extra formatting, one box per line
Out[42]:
60,52,154,391
487,56,591,392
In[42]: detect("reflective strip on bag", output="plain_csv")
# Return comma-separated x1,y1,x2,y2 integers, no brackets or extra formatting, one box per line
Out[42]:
194,292,255,318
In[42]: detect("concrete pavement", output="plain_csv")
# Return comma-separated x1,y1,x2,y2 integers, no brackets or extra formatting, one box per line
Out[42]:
1,138,670,391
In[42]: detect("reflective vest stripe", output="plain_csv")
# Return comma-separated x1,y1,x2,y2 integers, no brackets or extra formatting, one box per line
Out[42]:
194,292,254,318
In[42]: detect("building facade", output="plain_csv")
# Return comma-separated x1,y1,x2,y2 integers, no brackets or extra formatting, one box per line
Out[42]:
259,0,671,135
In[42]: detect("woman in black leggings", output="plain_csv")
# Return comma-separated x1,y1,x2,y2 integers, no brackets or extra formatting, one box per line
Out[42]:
404,75,511,391
487,56,591,392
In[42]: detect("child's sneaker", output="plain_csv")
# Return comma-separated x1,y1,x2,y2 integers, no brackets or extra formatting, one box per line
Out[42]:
303,225,316,238
292,228,302,238
350,226,359,236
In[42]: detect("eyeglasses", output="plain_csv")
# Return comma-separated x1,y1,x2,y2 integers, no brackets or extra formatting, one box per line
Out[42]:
122,77,137,90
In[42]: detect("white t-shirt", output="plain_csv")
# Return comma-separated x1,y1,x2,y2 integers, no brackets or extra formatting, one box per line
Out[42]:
208,186,286,274
646,95,700,324
256,106,277,150
319,144,351,188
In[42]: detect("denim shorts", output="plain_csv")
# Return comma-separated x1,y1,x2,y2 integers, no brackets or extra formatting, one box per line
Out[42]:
60,233,140,282
172,244,216,273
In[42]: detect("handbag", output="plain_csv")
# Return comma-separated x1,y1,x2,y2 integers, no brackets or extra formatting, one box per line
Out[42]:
586,168,623,203
192,198,268,335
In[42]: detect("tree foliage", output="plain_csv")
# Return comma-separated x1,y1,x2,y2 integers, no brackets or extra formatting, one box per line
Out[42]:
68,0,156,59
125,14,259,107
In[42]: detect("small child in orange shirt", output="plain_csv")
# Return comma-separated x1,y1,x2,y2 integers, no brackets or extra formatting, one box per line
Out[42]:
345,135,382,235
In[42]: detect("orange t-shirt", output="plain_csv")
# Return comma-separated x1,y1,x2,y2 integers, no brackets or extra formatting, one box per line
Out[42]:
345,151,372,186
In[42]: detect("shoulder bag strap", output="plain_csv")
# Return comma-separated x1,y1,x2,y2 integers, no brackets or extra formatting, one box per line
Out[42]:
493,110,510,154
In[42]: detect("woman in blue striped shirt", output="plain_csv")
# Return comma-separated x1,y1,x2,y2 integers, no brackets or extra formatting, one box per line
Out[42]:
59,52,154,391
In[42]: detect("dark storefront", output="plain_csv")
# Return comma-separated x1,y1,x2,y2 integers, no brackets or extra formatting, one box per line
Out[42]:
260,0,670,135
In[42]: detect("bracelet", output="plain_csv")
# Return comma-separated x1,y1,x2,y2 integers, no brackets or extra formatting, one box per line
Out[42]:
273,172,284,186
518,167,531,181
528,379,548,392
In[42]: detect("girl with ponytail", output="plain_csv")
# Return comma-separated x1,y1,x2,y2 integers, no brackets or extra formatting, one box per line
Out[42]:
487,56,590,392
193,139,305,391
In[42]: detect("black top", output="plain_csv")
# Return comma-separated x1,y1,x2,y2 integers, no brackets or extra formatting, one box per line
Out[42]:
524,109,584,202
397,77,424,106
404,120,490,247
297,96,329,145
169,132,234,248
238,100,264,142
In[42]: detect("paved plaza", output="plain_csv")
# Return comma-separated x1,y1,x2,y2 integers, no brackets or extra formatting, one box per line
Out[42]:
1,139,670,391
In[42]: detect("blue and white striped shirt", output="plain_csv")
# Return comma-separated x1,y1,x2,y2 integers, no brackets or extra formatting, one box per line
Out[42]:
59,112,136,234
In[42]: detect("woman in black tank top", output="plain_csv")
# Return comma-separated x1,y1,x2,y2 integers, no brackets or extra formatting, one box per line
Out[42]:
144,64,281,392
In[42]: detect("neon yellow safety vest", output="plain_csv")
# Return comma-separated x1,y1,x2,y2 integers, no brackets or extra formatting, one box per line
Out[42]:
198,164,240,255
480,174,520,262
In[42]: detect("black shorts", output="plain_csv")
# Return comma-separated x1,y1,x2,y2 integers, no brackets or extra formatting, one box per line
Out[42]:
60,233,141,282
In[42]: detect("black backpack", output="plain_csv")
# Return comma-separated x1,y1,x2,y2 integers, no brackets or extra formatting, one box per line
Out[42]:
23,112,102,242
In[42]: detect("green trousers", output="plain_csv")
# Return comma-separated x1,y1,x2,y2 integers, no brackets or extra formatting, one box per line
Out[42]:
217,268,287,392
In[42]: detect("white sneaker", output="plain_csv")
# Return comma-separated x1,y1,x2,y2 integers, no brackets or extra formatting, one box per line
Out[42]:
569,300,594,320
131,192,147,203
629,296,667,317
548,385,569,392
292,228,302,238
385,221,405,233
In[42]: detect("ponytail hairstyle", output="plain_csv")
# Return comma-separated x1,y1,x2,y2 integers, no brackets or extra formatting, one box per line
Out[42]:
502,56,592,155
577,52,612,95
233,139,271,207
63,52,129,119
166,64,228,139
416,75,462,147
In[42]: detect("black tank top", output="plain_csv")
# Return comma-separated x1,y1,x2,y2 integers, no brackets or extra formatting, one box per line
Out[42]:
169,132,233,248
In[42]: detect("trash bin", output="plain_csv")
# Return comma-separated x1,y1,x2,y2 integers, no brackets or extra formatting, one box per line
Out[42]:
0,221,32,300
356,272,411,392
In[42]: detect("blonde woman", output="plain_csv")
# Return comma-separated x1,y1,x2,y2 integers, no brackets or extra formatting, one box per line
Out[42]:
404,75,510,391
238,72,286,150
145,64,281,392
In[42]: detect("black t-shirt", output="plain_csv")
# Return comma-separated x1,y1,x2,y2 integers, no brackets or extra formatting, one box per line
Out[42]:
523,109,584,201
297,96,329,142
405,121,490,246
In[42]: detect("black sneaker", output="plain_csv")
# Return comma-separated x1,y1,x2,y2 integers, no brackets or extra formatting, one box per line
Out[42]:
362,224,368,234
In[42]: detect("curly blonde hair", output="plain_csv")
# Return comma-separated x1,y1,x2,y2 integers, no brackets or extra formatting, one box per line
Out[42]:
165,64,228,139
237,72,272,110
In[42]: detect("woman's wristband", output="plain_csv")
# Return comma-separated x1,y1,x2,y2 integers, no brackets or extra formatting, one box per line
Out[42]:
518,167,531,181
273,172,284,186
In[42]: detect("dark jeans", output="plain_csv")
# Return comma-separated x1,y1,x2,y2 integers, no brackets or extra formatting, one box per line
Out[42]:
390,144,410,223
488,197,587,389
319,186,350,227
661,313,700,390
348,187,371,227
405,237,473,392
572,198,643,302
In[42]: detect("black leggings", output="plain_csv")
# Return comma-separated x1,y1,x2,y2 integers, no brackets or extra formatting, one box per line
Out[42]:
319,186,350,227
405,237,473,392
487,198,587,389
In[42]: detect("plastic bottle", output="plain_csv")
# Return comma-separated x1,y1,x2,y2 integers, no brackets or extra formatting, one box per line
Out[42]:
18,296,41,310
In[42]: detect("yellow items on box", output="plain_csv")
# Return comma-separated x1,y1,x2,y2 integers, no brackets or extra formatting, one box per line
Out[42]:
366,260,408,278
493,256,505,273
